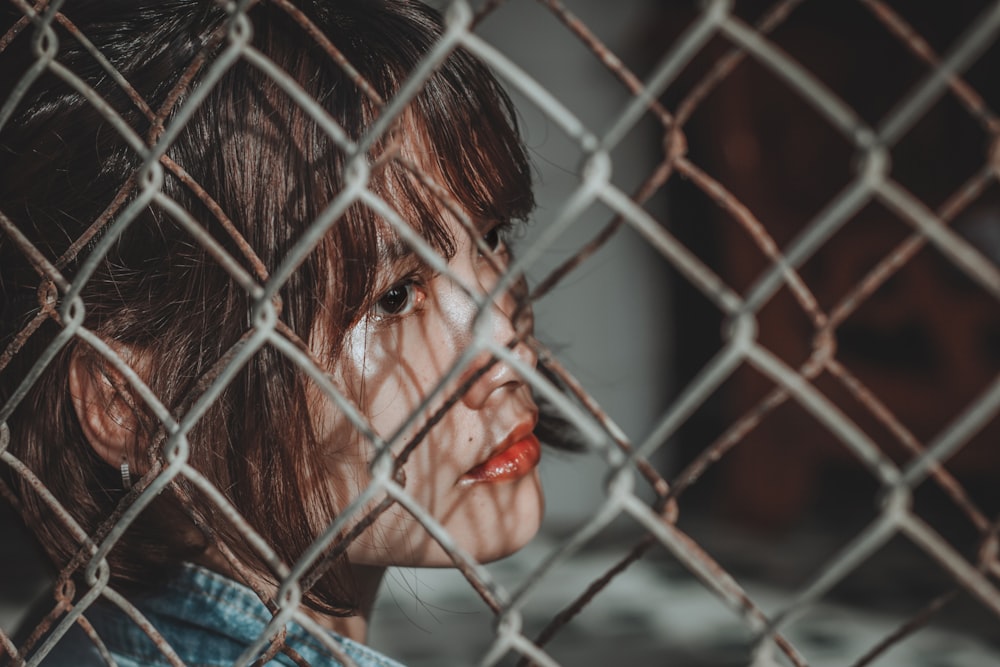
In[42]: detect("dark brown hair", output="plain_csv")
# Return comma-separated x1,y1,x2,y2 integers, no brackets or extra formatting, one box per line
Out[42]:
0,0,533,613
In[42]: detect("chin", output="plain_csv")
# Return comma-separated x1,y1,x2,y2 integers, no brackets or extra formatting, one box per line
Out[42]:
345,469,545,569
462,470,545,564
354,470,545,568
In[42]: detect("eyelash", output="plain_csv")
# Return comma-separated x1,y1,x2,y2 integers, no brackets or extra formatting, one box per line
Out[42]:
372,276,427,319
480,221,512,257
371,222,515,321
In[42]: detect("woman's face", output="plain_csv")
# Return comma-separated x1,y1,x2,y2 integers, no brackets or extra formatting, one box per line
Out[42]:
313,208,544,567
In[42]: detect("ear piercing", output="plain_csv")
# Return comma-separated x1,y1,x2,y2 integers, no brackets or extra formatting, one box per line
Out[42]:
121,459,132,491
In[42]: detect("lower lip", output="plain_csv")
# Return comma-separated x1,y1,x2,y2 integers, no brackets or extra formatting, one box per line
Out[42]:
462,434,541,484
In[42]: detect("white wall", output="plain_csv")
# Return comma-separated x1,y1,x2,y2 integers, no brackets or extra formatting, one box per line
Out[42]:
426,0,672,529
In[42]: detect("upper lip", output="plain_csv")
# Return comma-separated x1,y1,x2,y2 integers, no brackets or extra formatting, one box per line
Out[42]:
466,413,538,472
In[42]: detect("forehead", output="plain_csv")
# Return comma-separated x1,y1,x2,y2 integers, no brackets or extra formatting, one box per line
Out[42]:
367,117,475,264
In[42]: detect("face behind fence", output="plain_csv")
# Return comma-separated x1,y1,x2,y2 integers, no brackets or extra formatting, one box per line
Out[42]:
0,0,549,620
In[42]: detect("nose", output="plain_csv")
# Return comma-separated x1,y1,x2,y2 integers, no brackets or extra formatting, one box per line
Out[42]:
458,279,537,410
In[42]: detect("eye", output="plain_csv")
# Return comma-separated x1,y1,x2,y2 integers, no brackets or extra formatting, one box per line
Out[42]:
373,279,426,318
483,226,503,253
480,222,512,255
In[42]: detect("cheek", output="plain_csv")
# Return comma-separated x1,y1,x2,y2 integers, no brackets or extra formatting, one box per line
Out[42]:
332,321,466,503
339,315,460,438
339,320,414,433
325,302,544,567
346,469,545,567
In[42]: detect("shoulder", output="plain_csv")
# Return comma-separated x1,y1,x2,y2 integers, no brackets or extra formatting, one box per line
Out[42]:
34,565,407,667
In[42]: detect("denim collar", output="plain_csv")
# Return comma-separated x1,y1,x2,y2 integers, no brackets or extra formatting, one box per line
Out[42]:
81,563,406,667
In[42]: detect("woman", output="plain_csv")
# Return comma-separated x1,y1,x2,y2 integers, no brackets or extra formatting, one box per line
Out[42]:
0,1,560,664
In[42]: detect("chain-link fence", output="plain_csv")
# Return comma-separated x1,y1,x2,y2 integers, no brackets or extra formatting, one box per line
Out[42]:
1,0,999,665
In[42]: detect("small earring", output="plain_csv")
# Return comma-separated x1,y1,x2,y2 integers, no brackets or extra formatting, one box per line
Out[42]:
120,459,132,491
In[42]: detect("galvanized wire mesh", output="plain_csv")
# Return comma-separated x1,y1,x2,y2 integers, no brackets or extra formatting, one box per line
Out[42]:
1,0,999,665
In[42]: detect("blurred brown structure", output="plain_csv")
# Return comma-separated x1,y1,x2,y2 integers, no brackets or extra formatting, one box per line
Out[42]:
643,0,1000,533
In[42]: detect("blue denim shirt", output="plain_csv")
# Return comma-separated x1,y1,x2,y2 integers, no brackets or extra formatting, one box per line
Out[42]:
41,564,406,667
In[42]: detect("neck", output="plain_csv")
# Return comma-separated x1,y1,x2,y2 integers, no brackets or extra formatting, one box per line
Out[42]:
308,564,386,643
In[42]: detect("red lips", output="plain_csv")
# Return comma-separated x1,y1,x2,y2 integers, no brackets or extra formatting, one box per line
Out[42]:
461,430,540,484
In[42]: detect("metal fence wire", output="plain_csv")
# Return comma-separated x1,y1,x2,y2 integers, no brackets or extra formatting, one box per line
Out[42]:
1,0,1000,665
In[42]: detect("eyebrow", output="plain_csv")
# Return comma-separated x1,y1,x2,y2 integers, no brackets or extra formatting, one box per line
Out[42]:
375,231,443,276
374,214,478,266
377,234,416,265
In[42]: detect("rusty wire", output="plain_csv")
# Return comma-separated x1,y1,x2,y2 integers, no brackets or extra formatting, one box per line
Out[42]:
2,0,1000,665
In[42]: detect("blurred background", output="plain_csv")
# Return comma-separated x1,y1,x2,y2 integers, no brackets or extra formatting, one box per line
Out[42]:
4,1,1000,666
370,1,1000,665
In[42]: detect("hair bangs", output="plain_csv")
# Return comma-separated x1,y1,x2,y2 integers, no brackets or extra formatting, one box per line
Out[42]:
349,43,535,291
414,47,535,227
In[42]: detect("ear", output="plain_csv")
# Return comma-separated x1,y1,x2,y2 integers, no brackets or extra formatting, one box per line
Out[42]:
68,349,142,468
